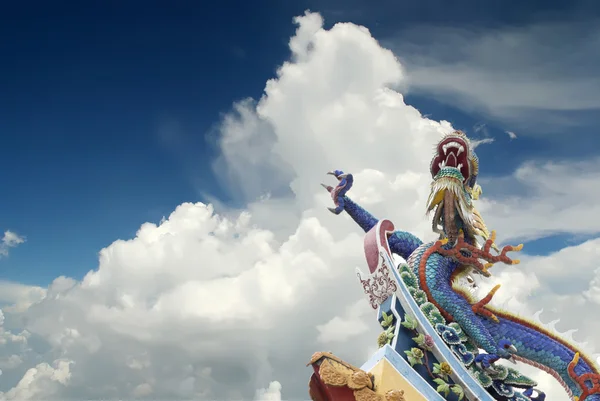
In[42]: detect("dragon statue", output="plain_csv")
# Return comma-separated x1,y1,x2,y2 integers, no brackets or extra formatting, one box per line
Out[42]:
322,130,600,401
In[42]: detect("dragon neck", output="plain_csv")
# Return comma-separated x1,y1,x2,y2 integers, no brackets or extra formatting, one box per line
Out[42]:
428,170,493,249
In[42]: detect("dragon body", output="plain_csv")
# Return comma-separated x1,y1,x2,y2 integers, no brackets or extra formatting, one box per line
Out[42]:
323,130,600,401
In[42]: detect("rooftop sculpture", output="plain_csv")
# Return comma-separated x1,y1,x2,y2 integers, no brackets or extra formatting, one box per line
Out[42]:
308,130,600,401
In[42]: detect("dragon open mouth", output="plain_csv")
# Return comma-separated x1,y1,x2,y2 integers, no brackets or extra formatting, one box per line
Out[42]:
427,132,477,243
430,135,471,183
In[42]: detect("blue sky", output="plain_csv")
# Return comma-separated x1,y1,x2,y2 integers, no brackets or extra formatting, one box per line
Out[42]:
1,0,599,285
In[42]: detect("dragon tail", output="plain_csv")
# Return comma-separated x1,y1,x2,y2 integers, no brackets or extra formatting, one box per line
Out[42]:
482,309,600,401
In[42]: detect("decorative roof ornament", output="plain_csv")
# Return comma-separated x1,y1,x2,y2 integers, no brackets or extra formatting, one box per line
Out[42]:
312,130,600,401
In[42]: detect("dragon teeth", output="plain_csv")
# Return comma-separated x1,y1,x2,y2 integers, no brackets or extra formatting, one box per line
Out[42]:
442,141,465,155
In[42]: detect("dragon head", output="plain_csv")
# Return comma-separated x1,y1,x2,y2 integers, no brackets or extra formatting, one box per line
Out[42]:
327,170,348,179
426,130,494,248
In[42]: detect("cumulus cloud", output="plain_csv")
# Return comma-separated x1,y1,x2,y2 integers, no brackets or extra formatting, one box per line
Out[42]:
1,360,72,401
0,231,25,258
317,300,372,344
254,381,282,401
0,11,597,401
0,281,46,313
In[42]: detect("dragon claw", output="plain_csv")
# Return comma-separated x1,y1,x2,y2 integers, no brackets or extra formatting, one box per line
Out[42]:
323,170,353,215
523,388,546,400
321,183,333,192
475,339,517,369
475,351,510,372
434,226,523,275
485,366,500,374
472,285,501,323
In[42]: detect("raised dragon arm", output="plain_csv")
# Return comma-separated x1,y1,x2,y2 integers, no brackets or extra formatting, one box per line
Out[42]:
322,170,423,260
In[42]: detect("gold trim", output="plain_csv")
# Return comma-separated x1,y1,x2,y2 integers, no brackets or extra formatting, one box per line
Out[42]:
385,389,405,401
308,352,406,401
320,359,352,387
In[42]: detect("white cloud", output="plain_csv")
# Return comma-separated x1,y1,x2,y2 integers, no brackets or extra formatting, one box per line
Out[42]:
0,231,25,258
0,11,598,401
479,158,600,242
473,122,486,133
317,300,372,343
0,360,72,401
390,20,600,131
470,137,494,148
583,267,600,305
254,381,282,401
0,355,23,371
0,281,46,313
